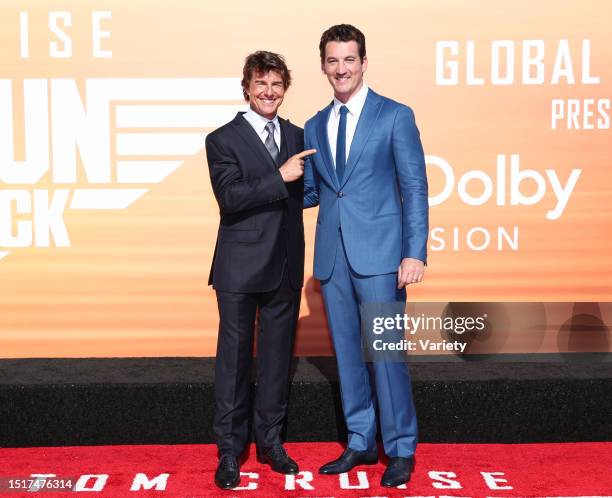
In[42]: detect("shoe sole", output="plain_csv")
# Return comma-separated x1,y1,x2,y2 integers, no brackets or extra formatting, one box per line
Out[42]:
381,475,411,488
256,455,299,475
319,458,379,475
214,478,240,490
381,468,413,487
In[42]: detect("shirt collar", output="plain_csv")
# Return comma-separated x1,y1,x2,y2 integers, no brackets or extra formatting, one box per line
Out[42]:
243,106,280,135
332,84,369,118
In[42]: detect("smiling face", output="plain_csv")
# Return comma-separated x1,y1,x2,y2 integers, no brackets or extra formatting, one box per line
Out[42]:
245,70,286,120
322,40,368,103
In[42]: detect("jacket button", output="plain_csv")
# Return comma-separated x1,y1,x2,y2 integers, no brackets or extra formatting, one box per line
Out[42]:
338,191,344,198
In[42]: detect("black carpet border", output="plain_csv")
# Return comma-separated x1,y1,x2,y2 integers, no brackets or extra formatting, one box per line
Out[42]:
1,355,611,447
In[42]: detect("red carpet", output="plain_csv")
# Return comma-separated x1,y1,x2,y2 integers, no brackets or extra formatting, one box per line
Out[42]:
1,442,611,497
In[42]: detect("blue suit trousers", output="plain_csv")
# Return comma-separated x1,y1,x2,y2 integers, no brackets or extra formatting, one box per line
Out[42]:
321,232,418,457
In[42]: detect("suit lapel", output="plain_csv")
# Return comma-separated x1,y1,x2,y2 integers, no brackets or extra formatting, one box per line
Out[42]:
315,103,339,189
341,89,383,188
279,117,295,155
231,112,277,171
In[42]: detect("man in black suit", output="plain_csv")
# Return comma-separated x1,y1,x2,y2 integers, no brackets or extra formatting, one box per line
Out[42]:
205,51,316,490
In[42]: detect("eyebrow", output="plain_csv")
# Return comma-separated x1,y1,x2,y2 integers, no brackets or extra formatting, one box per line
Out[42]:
326,56,357,61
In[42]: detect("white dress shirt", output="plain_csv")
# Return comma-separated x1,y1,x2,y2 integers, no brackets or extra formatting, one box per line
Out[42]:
327,83,369,167
242,107,281,150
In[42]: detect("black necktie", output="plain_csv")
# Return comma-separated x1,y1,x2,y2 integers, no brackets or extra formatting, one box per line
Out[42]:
336,105,348,183
265,121,280,164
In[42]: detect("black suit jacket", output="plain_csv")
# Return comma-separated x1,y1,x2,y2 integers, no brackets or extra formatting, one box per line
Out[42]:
205,112,305,293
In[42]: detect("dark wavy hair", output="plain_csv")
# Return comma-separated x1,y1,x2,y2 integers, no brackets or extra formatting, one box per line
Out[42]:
319,24,366,63
241,51,291,101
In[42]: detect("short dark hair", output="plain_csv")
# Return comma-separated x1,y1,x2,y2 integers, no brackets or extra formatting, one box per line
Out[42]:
319,24,366,63
241,51,291,101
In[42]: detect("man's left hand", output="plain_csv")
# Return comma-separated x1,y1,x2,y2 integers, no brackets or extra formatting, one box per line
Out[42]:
397,258,425,288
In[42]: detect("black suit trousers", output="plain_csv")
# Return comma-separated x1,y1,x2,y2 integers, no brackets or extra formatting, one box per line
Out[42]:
213,263,300,455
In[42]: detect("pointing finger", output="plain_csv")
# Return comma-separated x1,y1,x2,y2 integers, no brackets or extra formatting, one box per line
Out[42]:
296,149,317,159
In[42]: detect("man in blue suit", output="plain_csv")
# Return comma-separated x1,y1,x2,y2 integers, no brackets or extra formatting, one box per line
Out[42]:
304,24,429,487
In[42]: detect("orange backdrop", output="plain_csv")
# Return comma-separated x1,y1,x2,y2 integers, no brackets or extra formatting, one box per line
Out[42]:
1,0,611,358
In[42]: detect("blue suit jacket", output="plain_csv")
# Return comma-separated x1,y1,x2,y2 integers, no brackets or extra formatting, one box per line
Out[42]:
304,89,429,280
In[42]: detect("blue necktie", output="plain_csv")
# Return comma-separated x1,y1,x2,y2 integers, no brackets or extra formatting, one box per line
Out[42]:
336,105,348,183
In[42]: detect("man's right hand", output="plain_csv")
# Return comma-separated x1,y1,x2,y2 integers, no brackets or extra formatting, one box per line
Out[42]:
279,149,317,182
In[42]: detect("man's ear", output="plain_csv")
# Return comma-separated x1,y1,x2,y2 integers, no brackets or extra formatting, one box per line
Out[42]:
362,56,368,73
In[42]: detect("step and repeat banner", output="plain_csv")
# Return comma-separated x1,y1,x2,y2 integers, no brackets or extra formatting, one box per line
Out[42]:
1,1,611,358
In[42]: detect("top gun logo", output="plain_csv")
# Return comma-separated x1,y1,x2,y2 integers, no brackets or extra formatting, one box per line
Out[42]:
0,78,245,260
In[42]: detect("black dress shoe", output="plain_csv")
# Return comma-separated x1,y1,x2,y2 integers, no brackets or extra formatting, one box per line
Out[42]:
381,456,415,487
215,454,240,489
319,448,378,474
256,445,299,475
